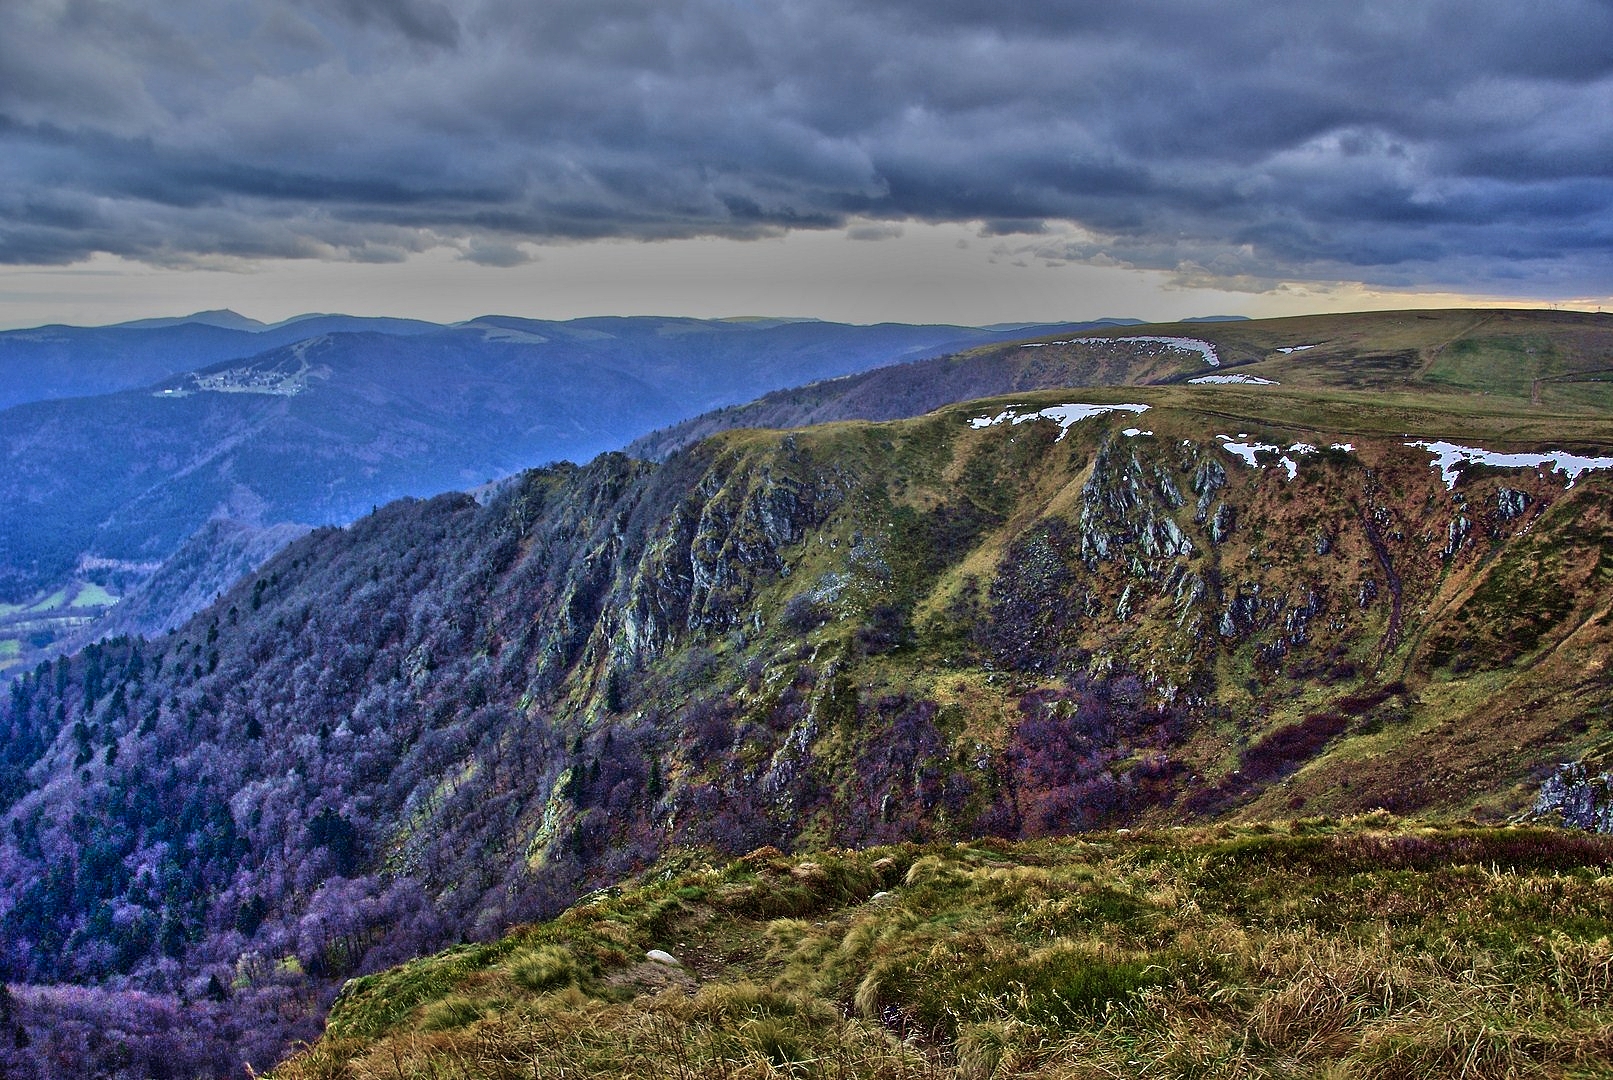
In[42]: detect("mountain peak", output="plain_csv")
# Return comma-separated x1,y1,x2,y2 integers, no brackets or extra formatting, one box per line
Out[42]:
115,309,268,331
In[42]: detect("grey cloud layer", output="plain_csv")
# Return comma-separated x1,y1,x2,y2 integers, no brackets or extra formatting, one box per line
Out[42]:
3,0,1611,292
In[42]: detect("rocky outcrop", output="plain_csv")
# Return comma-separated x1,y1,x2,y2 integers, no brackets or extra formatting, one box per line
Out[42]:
1533,758,1613,832
1191,457,1226,523
1078,439,1196,567
617,447,844,663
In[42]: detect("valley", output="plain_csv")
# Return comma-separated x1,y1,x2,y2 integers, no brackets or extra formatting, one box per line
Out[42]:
0,581,118,676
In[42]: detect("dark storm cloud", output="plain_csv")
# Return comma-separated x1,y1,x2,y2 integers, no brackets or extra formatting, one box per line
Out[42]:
2,0,1612,293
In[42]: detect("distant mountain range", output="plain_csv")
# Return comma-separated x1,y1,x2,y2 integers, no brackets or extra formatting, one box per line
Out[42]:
0,311,443,411
0,312,1120,669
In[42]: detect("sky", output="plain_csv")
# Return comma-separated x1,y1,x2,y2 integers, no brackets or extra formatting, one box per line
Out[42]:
2,0,1611,329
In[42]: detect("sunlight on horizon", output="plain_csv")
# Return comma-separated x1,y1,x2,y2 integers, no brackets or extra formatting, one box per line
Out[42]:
3,222,1602,331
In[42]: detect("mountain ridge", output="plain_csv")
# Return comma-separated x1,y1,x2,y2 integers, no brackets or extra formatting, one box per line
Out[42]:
3,308,1613,1073
627,307,1613,460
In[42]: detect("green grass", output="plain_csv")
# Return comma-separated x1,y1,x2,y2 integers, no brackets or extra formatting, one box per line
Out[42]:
23,587,68,614
1541,378,1613,412
69,582,118,608
1423,335,1551,398
273,819,1613,1080
938,384,1613,454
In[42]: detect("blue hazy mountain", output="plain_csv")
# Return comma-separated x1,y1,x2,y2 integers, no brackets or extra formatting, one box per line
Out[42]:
0,314,1114,609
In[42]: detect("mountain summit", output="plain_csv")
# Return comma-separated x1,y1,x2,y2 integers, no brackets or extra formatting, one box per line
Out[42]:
112,309,269,332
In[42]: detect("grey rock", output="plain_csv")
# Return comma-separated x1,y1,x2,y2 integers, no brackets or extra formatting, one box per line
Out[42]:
1441,515,1470,561
1533,761,1613,832
1496,488,1531,522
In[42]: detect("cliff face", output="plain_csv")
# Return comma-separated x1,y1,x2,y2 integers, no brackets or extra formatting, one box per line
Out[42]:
4,386,1613,1070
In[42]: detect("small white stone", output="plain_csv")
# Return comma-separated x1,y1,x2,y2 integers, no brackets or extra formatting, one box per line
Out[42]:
645,949,680,966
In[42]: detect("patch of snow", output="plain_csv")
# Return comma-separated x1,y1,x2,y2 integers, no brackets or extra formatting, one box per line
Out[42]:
1282,443,1319,479
970,402,1150,440
967,405,1028,429
1124,336,1220,367
1216,435,1265,467
1330,442,1356,452
1020,335,1220,367
1188,373,1278,385
1407,440,1613,489
478,326,549,344
1122,427,1153,437
1277,345,1316,354
1216,435,1318,481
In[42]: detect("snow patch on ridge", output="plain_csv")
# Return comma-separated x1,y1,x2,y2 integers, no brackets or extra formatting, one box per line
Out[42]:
1189,373,1278,385
970,402,1151,440
1217,435,1334,481
1021,335,1220,367
1407,441,1613,489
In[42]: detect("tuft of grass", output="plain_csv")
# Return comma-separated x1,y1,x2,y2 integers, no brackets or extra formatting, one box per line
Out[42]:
505,944,579,993
418,992,498,1032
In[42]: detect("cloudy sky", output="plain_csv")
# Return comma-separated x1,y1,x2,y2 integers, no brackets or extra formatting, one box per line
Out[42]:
2,0,1610,328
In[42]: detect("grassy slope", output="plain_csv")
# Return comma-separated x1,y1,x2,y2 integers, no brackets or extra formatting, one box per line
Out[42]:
274,817,1613,1079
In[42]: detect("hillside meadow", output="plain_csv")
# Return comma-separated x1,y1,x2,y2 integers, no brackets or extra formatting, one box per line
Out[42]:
274,816,1613,1079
